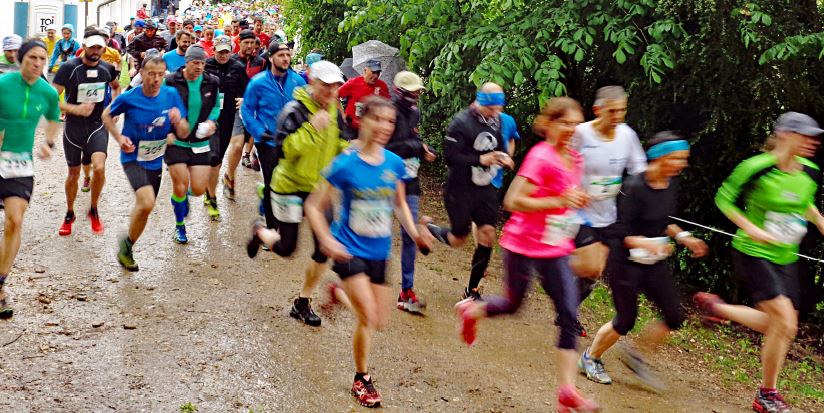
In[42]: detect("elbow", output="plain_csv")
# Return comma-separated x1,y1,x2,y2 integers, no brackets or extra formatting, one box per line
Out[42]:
502,196,518,212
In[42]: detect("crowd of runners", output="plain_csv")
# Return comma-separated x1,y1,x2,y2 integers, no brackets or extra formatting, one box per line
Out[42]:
0,4,822,412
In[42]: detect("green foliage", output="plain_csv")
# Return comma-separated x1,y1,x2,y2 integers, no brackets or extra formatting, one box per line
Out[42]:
283,0,824,321
179,402,198,413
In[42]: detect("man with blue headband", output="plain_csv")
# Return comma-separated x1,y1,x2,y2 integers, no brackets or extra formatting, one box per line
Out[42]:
423,82,514,301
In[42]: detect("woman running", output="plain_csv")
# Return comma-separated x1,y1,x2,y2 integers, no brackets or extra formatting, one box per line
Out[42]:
454,97,599,413
304,96,431,408
696,112,824,413
578,132,707,390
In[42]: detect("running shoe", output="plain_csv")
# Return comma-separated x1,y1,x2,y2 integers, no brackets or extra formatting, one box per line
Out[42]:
397,288,426,314
693,292,731,326
753,389,792,413
578,350,613,384
251,152,260,171
117,236,139,272
222,173,235,201
455,298,478,346
618,344,666,391
557,385,600,413
206,198,220,221
88,208,104,234
58,211,76,236
321,282,342,312
461,287,483,301
173,224,188,244
352,376,382,408
81,176,91,192
290,297,322,327
246,220,265,258
241,153,252,169
0,281,13,319
555,315,588,337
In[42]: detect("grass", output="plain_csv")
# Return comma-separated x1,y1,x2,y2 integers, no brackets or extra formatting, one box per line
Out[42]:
579,283,824,407
179,402,198,413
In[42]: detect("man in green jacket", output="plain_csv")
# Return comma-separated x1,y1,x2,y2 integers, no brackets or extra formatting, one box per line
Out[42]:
246,60,347,327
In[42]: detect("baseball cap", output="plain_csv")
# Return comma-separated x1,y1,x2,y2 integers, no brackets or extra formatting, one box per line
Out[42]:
2,34,22,51
238,29,256,41
194,25,203,32
775,112,824,136
305,52,322,67
214,35,232,52
145,19,158,29
394,71,425,92
83,35,107,48
309,60,344,84
167,16,177,24
267,41,289,55
365,59,381,71
134,19,146,28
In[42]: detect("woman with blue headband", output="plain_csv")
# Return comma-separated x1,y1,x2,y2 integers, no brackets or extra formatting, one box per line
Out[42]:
581,131,708,391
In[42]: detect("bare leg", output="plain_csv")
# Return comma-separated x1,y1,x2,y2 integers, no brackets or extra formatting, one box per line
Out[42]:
187,165,212,197
300,261,326,298
225,134,244,182
713,303,770,334
0,198,29,274
64,166,81,213
89,153,107,209
128,186,156,242
588,321,622,358
636,321,671,354
756,297,797,389
342,275,377,373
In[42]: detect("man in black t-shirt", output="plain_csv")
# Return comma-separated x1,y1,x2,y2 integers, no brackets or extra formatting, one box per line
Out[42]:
52,33,121,236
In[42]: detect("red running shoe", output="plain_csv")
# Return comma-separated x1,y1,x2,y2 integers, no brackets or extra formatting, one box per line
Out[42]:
88,208,104,234
351,376,382,408
455,298,478,346
557,385,600,413
58,212,76,236
693,292,730,326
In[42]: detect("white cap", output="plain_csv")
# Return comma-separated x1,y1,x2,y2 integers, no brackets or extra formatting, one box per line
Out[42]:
84,35,107,48
309,60,344,84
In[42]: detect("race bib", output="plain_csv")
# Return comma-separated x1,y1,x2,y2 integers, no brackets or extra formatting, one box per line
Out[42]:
587,175,622,200
764,211,807,245
403,157,421,179
191,144,211,154
77,82,106,103
271,193,303,223
136,140,167,162
349,199,393,238
354,101,365,118
0,151,34,178
471,165,499,187
541,212,580,247
218,92,225,110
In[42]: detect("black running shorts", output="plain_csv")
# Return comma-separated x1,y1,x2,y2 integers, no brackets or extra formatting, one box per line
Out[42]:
122,162,162,195
0,176,34,202
443,184,498,237
164,140,220,167
333,257,388,285
733,250,801,309
63,121,108,167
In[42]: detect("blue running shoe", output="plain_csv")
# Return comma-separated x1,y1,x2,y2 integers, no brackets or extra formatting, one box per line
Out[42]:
174,224,188,244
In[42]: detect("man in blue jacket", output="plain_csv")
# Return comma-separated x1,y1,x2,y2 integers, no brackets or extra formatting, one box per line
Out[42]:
241,41,306,229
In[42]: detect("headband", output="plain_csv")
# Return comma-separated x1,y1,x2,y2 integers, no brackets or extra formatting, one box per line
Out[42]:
476,92,505,107
17,39,47,62
646,140,689,160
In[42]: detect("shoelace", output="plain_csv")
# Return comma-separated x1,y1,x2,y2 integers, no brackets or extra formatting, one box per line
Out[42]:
764,392,789,408
363,380,378,395
593,360,608,376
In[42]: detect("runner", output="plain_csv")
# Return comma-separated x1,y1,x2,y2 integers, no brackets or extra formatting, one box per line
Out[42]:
240,40,305,228
196,26,216,57
0,35,22,74
453,97,599,412
164,45,222,239
337,59,389,139
41,25,59,60
572,85,646,336
159,16,178,45
304,95,431,408
245,60,346,327
162,30,194,72
579,132,706,391
384,71,436,313
205,35,248,203
126,19,168,71
252,16,271,49
0,40,61,319
52,32,121,236
423,82,514,301
101,55,188,270
695,112,824,413
233,29,266,171
49,24,80,73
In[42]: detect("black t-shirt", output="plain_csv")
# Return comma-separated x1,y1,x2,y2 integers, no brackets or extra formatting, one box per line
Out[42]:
614,173,679,242
53,57,118,124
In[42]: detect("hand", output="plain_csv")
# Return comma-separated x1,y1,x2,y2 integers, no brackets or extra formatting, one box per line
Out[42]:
497,153,515,169
260,132,276,143
129,68,137,78
166,133,177,146
321,238,352,262
119,135,136,153
310,109,331,131
37,143,53,160
414,230,434,255
479,152,501,166
560,187,590,209
198,121,217,137
140,52,146,58
74,103,95,117
235,98,243,109
168,107,182,125
745,227,779,245
641,239,673,256
681,236,708,258
423,145,437,162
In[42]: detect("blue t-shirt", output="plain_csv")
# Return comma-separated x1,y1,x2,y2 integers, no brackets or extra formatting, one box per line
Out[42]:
163,50,186,72
324,149,408,261
108,85,187,170
492,113,521,188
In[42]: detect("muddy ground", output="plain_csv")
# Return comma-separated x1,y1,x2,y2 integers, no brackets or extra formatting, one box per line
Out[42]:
0,126,787,412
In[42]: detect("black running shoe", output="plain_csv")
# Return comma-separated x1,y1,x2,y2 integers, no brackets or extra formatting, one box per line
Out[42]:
246,220,265,258
290,298,322,327
461,287,483,301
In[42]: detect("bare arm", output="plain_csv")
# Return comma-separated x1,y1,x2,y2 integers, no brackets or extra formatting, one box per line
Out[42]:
305,180,352,261
503,176,587,213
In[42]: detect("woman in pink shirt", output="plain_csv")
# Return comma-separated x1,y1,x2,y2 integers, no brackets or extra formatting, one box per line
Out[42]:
197,26,216,57
455,97,600,413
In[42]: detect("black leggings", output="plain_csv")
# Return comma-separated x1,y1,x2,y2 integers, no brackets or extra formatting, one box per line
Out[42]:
270,191,328,264
609,260,685,335
255,143,279,229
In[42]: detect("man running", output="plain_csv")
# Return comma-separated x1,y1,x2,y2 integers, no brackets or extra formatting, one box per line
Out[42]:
164,45,221,240
127,19,168,72
0,39,61,318
423,82,514,300
246,60,347,327
233,29,266,170
101,55,188,271
53,32,121,236
241,40,305,229
162,30,194,72
337,59,389,139
0,35,22,74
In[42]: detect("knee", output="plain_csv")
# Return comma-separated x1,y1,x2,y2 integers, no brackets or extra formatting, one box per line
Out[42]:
5,210,24,229
612,316,635,336
92,163,105,176
134,197,155,216
477,226,496,246
773,313,798,339
66,168,81,180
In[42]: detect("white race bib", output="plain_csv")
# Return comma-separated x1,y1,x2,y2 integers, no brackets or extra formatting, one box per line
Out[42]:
587,175,623,200
0,151,34,178
471,165,499,187
77,82,106,103
764,211,807,245
191,144,211,154
136,140,167,162
354,101,365,118
403,157,421,179
349,199,393,238
271,193,303,223
541,211,580,246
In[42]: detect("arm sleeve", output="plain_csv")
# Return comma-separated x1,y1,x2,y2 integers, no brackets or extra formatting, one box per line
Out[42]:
240,82,264,139
337,78,353,99
443,117,481,168
49,42,62,67
108,93,128,117
626,129,648,175
715,159,757,217
281,122,317,160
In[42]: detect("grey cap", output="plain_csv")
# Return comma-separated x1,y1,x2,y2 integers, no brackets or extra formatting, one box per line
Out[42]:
775,112,824,136
185,45,207,63
365,59,381,71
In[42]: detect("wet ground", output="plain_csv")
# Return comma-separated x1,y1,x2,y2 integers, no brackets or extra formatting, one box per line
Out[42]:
0,126,774,412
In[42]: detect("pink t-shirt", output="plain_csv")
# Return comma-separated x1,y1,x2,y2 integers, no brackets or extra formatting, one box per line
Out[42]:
500,141,583,258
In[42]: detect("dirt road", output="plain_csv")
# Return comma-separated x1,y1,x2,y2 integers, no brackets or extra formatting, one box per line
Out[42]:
1,128,757,412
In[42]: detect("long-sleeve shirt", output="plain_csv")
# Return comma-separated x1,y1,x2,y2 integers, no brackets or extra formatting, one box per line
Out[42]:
385,99,424,195
443,107,505,190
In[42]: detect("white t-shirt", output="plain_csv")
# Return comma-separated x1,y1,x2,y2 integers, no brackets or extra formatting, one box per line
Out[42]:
573,121,647,228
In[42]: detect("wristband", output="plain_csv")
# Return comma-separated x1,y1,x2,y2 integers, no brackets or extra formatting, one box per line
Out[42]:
674,231,692,242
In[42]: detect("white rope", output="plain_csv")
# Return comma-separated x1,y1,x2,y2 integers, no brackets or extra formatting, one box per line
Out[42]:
668,216,824,264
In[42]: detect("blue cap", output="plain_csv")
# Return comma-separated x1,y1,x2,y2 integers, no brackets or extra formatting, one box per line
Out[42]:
134,19,146,28
194,25,203,32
